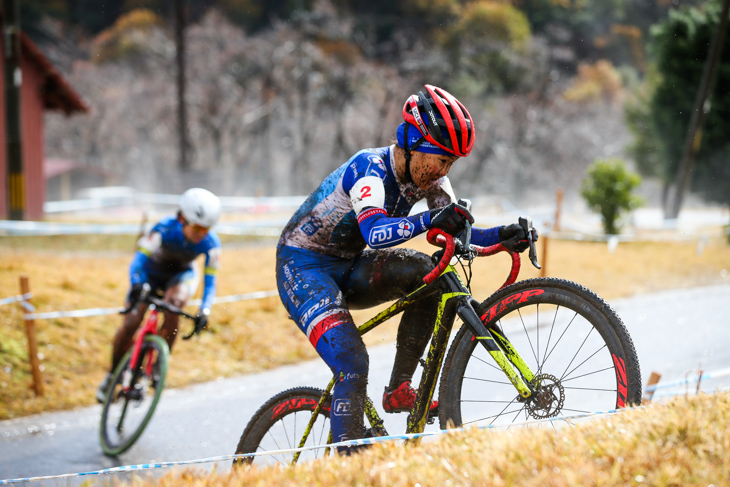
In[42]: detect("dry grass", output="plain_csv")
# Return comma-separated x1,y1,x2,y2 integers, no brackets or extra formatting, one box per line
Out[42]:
129,391,730,486
1,235,729,420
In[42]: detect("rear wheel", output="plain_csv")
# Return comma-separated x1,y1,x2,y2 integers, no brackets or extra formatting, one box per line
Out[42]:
439,278,641,430
233,387,331,467
99,334,169,456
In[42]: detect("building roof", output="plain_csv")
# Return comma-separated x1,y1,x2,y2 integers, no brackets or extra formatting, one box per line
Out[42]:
20,32,89,115
44,158,110,179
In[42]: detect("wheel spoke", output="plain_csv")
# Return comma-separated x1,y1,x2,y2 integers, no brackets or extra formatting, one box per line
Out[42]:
462,376,513,386
517,308,539,367
563,386,617,393
539,305,561,374
561,364,615,382
561,343,607,382
542,311,579,369
471,352,504,372
559,325,595,381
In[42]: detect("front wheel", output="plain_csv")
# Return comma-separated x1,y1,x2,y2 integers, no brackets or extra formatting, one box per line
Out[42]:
233,387,331,467
439,277,642,430
99,334,169,456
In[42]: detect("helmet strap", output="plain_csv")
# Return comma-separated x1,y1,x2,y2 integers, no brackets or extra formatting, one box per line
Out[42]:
402,123,425,185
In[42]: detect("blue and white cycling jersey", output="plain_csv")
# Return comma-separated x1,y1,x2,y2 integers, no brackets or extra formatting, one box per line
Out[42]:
278,145,455,259
129,215,221,310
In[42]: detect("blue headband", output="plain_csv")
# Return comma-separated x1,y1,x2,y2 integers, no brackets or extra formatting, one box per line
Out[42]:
396,122,452,156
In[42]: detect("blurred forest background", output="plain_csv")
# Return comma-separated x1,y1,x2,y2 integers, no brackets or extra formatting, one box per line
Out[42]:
21,0,730,214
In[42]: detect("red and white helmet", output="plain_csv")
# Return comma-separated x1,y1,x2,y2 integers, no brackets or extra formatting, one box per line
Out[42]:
402,84,475,157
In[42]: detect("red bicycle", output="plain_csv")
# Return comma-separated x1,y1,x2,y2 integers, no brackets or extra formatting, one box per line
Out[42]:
99,285,202,456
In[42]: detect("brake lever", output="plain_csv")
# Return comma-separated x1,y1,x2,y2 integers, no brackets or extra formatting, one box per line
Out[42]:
518,216,541,270
457,199,476,261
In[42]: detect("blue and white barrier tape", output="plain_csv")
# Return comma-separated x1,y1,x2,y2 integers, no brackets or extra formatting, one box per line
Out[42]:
0,219,289,237
0,407,631,485
20,291,278,321
644,367,730,393
188,290,279,306
0,293,31,306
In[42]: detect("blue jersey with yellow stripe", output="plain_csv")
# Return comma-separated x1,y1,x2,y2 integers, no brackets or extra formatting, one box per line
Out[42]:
130,215,221,309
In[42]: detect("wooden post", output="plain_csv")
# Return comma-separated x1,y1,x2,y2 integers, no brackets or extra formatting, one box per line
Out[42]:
641,371,661,405
20,275,43,396
696,369,704,394
554,188,563,233
540,189,563,278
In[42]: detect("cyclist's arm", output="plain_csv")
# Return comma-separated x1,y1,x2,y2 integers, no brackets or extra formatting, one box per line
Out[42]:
199,239,221,311
129,231,161,284
471,226,501,247
350,175,430,249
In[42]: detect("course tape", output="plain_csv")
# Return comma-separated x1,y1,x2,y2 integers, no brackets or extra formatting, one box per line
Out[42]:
0,407,632,485
0,293,31,307
644,367,730,392
19,291,278,321
0,219,288,237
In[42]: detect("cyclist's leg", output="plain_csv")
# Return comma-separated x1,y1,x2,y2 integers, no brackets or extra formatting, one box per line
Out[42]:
99,298,149,403
277,245,369,451
111,275,167,372
111,301,148,372
345,249,440,393
159,266,199,352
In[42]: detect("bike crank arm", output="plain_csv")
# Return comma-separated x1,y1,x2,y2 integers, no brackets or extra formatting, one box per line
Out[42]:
457,301,534,399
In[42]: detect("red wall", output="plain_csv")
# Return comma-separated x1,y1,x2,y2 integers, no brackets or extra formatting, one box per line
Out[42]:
0,40,47,220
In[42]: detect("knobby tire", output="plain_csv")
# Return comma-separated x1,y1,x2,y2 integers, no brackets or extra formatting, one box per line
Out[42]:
439,277,642,430
99,334,169,456
233,387,331,467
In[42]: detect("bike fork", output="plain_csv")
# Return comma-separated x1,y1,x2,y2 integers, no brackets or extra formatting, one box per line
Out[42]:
457,299,535,399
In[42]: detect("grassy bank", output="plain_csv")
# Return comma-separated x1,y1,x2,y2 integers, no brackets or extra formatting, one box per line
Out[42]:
1,235,729,420
132,392,730,486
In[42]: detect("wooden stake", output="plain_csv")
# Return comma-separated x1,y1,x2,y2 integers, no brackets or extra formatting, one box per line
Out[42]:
20,275,43,397
642,371,661,405
540,189,563,278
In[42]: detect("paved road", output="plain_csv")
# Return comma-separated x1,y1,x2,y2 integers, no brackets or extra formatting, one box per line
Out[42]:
1,284,729,485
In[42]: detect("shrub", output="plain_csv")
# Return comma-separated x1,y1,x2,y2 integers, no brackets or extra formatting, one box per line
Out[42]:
581,158,644,235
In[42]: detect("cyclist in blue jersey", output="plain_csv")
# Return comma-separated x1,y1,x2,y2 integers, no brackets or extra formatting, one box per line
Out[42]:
276,84,537,452
96,188,223,403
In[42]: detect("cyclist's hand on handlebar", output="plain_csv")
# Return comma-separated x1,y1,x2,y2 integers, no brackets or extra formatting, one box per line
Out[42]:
126,282,147,305
429,202,474,236
498,223,538,253
192,308,211,337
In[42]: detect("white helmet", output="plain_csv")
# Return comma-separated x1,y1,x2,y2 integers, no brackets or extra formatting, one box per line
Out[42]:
179,188,221,228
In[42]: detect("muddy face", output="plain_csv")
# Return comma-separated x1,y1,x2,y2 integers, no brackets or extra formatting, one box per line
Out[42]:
409,152,459,190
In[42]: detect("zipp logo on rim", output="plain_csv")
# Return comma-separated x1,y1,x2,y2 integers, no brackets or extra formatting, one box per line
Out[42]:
272,398,326,420
480,289,545,323
612,354,628,408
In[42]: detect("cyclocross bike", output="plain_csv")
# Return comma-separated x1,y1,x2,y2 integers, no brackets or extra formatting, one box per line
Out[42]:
233,217,643,466
99,285,203,456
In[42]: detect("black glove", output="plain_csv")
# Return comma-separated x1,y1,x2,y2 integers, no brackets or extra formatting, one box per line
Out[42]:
429,202,475,236
498,223,538,253
126,282,146,305
194,308,211,334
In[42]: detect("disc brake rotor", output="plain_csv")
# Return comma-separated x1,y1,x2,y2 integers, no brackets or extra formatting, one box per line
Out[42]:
526,373,565,419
